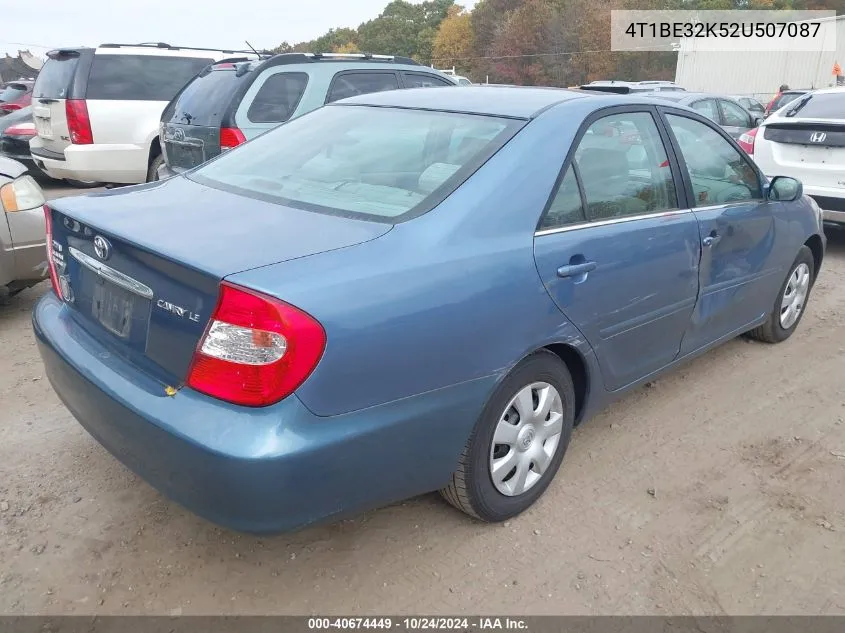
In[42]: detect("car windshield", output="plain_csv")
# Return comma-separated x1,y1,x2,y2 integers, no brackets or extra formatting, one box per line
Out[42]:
190,105,521,223
772,92,804,111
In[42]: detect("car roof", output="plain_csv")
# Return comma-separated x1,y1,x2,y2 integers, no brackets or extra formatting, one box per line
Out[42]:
337,85,592,118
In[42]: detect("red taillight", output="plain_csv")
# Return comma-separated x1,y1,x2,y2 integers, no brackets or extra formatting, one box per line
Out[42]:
65,99,93,144
43,205,63,299
4,122,36,136
0,102,21,112
219,127,246,149
738,128,759,155
186,282,326,407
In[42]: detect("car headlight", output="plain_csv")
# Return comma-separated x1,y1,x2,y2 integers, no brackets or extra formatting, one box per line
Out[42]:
0,174,46,212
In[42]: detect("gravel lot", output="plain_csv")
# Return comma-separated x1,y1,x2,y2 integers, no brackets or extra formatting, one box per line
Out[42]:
1,181,844,615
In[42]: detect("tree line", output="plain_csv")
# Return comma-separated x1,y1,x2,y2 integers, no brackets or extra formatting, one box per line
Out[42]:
273,0,845,87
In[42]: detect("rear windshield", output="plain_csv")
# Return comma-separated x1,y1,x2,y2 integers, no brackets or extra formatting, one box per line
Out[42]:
190,105,521,223
783,92,845,119
0,84,28,102
772,92,804,111
33,53,80,99
163,66,252,126
86,55,213,101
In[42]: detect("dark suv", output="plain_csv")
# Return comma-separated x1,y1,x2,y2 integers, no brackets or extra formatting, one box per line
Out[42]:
158,52,457,179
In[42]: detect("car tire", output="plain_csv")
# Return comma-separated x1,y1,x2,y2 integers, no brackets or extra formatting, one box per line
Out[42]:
64,179,103,189
440,350,575,522
747,245,815,344
147,154,164,182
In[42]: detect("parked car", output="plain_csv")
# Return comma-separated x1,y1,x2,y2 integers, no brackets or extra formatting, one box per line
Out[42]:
0,156,47,298
0,80,34,114
649,92,763,140
732,95,766,116
751,87,845,229
34,87,825,533
765,89,810,117
0,106,36,170
581,80,685,94
158,52,457,178
29,43,262,186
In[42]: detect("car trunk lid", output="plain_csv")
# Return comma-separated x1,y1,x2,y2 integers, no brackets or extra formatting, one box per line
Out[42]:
161,63,254,172
46,176,392,386
31,50,82,154
760,120,845,189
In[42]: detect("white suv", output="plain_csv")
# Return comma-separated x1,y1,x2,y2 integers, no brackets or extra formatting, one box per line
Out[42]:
30,43,258,185
751,87,845,229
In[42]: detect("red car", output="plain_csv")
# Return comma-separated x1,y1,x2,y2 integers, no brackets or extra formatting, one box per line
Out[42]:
0,80,34,114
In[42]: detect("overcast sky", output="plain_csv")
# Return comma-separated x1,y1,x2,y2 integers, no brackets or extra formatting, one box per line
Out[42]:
1,0,477,58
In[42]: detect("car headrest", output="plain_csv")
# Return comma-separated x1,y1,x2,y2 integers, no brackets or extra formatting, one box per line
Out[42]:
419,162,461,194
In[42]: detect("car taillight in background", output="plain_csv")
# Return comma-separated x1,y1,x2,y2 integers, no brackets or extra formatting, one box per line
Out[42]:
3,122,36,137
186,282,326,407
66,99,93,144
0,102,22,112
219,127,246,150
739,128,758,155
43,206,64,300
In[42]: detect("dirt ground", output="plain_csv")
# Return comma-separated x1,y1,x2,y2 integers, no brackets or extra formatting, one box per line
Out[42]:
1,183,844,615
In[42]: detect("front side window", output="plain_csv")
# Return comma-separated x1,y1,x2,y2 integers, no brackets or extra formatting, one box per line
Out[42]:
86,55,212,101
326,72,400,103
573,112,677,221
666,114,762,207
691,99,719,123
247,72,308,123
720,100,751,128
190,105,520,222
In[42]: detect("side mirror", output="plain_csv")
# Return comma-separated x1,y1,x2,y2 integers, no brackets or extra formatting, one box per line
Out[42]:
753,116,764,127
767,176,803,202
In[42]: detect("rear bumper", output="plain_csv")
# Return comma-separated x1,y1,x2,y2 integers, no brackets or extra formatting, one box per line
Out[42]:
30,138,148,184
33,293,491,533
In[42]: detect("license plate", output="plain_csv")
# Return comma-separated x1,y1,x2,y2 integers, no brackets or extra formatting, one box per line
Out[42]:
34,117,52,138
93,281,135,338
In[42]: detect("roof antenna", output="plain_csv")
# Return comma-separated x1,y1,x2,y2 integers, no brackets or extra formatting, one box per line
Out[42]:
245,40,261,56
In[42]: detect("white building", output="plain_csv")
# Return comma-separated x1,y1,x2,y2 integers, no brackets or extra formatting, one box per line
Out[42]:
674,14,845,102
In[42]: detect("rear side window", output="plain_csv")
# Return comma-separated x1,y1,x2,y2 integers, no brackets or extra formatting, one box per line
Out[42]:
86,55,213,101
246,72,308,123
402,73,454,88
326,72,399,104
691,99,719,123
784,92,845,119
163,67,249,126
720,100,751,127
33,54,80,99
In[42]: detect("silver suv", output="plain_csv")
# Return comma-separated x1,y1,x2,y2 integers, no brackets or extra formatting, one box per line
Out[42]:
158,53,457,178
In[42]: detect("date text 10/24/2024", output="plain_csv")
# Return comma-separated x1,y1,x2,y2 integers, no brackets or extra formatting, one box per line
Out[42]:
308,618,529,630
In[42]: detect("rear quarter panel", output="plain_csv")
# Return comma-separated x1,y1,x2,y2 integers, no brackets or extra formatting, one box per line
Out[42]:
228,98,606,417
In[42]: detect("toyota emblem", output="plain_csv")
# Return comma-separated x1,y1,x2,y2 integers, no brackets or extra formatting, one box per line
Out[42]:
93,235,111,260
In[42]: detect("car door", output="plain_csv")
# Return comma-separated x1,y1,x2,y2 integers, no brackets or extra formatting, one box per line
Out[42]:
661,111,783,354
533,107,701,392
718,98,754,139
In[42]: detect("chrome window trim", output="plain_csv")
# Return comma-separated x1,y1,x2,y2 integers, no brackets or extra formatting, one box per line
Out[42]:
68,246,154,299
535,208,691,237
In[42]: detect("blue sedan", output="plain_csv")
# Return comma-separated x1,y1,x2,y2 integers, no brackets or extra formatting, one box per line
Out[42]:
33,87,826,533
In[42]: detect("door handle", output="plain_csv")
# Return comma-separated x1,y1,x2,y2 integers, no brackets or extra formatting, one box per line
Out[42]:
702,233,722,248
557,261,597,278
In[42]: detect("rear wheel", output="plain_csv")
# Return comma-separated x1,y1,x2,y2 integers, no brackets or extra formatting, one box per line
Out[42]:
440,351,575,522
147,154,164,182
747,245,815,343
